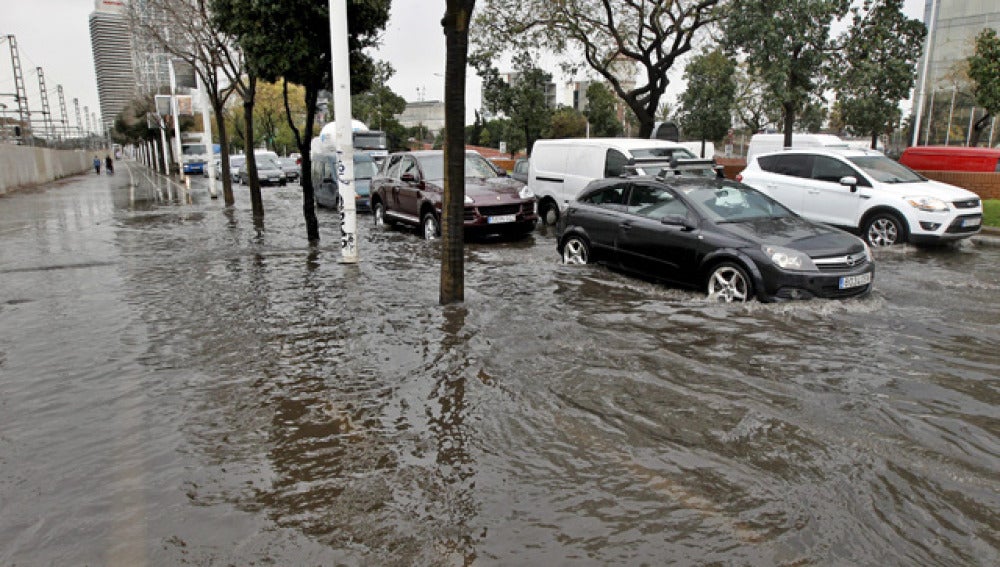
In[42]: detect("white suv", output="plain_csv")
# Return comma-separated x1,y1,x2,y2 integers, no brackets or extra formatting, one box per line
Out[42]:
738,148,983,246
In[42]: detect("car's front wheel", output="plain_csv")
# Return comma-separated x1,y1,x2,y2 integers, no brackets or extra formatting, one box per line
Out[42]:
863,212,906,247
707,262,753,303
561,235,590,265
421,211,440,240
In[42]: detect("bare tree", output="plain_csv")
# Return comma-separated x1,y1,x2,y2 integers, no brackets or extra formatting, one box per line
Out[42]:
473,0,723,138
127,0,245,207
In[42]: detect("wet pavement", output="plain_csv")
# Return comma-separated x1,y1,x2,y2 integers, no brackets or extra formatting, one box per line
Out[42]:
1,162,998,566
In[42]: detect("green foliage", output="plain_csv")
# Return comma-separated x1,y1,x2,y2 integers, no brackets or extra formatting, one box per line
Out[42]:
546,107,587,139
351,62,407,133
968,28,1000,117
724,0,849,142
584,83,623,138
472,0,723,138
678,49,736,145
475,52,552,156
983,199,1000,228
834,0,925,147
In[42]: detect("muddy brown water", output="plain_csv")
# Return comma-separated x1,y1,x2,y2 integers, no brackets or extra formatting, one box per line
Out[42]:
1,164,998,565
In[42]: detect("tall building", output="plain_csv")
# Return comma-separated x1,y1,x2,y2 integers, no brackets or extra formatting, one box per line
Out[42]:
913,0,1000,145
89,0,135,134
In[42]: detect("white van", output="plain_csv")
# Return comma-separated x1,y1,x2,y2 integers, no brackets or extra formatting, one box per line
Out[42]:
528,138,694,225
745,133,849,161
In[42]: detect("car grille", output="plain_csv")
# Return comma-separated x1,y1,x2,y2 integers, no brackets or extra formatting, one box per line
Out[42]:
953,198,980,209
946,214,982,234
478,204,524,216
813,252,869,272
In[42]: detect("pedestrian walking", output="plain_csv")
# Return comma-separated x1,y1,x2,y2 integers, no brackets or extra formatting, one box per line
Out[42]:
93,156,101,174
105,155,114,175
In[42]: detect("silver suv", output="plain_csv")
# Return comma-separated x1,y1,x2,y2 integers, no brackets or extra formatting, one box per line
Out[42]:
738,148,983,246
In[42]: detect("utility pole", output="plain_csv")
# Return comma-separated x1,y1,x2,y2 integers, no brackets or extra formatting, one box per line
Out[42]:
168,60,185,180
36,67,54,141
56,86,69,140
7,35,31,144
330,0,358,263
73,98,83,137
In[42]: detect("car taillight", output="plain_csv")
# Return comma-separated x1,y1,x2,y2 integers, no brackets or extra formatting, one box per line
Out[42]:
735,173,743,182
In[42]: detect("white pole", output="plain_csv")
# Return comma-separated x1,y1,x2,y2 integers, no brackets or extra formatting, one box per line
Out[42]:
330,0,357,263
168,60,185,181
159,119,171,175
912,0,938,147
925,89,936,145
945,86,956,145
197,72,218,199
967,106,976,146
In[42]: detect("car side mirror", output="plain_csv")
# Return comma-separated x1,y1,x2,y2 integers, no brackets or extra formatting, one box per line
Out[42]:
840,176,858,193
661,215,696,230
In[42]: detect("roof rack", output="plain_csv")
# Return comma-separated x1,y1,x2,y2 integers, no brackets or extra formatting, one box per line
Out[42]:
620,157,725,179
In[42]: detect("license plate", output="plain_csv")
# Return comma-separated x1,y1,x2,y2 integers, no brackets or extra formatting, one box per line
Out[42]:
962,217,981,228
488,214,517,224
839,272,872,289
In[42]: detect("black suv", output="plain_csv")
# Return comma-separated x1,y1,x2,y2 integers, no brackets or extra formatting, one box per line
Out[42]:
557,159,874,303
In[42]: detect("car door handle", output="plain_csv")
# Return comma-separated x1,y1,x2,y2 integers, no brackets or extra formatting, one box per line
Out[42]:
620,221,633,231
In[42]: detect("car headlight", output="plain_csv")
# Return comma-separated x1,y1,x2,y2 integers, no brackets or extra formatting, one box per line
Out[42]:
464,195,474,204
861,239,873,262
518,186,534,199
762,245,817,271
905,196,949,212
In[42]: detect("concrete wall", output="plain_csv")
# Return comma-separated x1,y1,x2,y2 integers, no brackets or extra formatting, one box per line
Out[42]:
0,145,94,196
915,171,1000,200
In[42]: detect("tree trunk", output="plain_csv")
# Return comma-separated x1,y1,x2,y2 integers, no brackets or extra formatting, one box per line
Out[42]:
243,76,263,220
212,98,234,206
440,1,475,305
782,102,796,148
297,86,320,243
870,132,878,150
969,112,991,147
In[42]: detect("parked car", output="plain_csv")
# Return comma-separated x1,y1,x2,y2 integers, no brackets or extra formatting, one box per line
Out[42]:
745,133,851,160
528,138,695,226
236,155,287,186
511,157,529,183
312,151,377,213
737,147,983,247
370,150,537,239
202,157,221,178
899,146,1000,172
557,161,874,303
228,156,246,179
278,157,301,182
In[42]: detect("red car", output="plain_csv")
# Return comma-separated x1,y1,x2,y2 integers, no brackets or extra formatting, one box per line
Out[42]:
370,151,538,239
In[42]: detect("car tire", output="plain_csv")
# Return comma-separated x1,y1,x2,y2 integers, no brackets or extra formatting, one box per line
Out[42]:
707,262,753,303
540,200,560,226
863,212,906,247
561,235,590,265
421,211,440,240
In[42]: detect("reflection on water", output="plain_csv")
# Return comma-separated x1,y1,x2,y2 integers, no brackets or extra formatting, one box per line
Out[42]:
0,168,997,565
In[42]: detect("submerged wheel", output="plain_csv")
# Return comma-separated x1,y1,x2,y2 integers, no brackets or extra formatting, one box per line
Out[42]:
864,212,906,247
421,211,440,240
540,201,560,226
373,202,386,227
561,235,590,265
707,262,753,303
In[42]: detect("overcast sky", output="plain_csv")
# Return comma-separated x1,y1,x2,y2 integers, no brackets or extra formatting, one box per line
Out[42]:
0,0,925,130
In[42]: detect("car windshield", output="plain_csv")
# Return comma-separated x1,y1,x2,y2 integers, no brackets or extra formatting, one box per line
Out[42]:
630,147,697,159
354,159,378,179
416,154,500,180
682,183,795,223
231,157,246,166
848,155,925,183
257,157,281,169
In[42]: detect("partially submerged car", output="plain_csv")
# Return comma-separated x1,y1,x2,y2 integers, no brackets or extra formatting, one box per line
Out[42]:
558,159,874,303
370,151,537,239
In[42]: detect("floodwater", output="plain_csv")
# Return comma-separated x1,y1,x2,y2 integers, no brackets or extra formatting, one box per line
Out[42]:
1,163,998,566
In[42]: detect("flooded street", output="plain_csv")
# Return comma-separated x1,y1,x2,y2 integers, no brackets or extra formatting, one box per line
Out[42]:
1,163,998,565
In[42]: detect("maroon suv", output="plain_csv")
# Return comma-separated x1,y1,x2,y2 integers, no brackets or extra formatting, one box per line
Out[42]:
370,151,538,239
